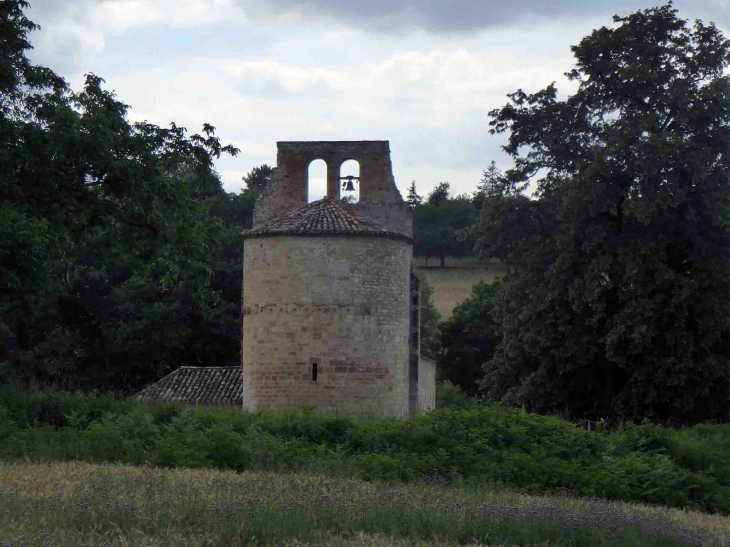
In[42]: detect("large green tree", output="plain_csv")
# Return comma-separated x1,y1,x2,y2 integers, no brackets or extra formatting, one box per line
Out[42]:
242,164,273,194
476,4,730,423
472,161,502,215
0,1,240,389
413,184,476,267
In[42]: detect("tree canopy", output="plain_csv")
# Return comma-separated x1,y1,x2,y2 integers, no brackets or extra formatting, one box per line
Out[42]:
242,164,273,194
426,182,451,206
476,3,730,423
413,184,476,267
0,1,243,391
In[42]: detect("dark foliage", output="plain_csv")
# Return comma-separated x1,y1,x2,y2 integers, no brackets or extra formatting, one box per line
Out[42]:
476,4,730,424
0,1,243,392
413,186,476,267
242,163,273,193
426,182,451,206
438,279,501,396
472,161,503,215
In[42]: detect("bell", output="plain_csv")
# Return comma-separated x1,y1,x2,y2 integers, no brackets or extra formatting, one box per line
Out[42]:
344,178,356,192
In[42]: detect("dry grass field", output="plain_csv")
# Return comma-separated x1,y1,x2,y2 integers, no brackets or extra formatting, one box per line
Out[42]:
415,257,505,318
1,461,728,547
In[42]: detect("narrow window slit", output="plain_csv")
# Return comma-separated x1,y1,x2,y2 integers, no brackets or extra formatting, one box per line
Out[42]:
312,363,318,382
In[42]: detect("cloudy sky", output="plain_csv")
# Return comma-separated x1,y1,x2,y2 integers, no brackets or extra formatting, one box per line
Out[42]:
25,0,730,200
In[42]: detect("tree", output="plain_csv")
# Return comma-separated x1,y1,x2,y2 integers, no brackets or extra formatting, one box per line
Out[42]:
427,182,450,206
0,1,240,389
242,164,273,193
438,279,501,396
413,196,475,267
476,3,730,423
472,161,503,214
406,181,422,210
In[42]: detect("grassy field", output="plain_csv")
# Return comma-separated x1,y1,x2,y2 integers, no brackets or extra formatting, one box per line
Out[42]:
1,461,729,547
415,257,505,318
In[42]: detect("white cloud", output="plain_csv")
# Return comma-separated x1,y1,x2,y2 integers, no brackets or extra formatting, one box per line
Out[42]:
235,0,730,34
87,15,588,197
92,0,241,33
26,0,105,76
24,0,730,201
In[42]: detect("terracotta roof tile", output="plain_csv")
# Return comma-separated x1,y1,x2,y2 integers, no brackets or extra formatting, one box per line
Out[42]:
135,366,242,405
241,197,411,241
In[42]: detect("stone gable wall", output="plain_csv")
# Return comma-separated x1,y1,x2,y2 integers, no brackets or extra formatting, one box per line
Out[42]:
253,141,409,235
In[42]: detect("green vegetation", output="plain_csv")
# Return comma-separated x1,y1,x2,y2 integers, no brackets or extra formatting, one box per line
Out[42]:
1,8,730,544
475,3,730,423
5,0,729,428
438,279,501,395
1,387,729,515
413,183,477,268
4,462,728,547
0,0,254,394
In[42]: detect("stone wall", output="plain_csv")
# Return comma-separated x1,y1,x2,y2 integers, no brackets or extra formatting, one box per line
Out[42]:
408,272,420,416
351,202,412,238
242,235,412,418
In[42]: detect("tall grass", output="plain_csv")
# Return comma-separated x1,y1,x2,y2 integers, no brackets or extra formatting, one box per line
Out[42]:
1,462,727,546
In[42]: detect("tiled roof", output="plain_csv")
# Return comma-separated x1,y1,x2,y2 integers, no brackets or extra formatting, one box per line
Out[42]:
135,366,242,405
241,197,411,241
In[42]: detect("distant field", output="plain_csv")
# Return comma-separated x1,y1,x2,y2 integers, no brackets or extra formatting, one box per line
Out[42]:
1,462,727,547
415,256,505,318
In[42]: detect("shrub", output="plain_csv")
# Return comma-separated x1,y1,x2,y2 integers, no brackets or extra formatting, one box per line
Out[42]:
1,387,729,514
204,424,251,472
436,381,476,409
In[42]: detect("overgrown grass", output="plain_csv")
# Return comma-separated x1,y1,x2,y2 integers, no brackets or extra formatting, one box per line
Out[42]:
1,462,728,546
1,386,729,515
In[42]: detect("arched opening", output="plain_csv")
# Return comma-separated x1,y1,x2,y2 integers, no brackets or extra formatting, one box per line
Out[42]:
308,159,327,203
339,160,360,203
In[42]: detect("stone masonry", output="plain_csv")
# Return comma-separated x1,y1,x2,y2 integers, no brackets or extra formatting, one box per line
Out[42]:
241,141,435,418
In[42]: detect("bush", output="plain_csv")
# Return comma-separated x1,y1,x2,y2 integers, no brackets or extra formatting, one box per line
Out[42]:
436,381,477,409
0,382,134,429
1,387,729,514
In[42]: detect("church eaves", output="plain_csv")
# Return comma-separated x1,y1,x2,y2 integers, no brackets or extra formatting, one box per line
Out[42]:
240,197,411,242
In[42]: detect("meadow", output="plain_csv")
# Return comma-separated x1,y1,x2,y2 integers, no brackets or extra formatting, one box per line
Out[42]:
1,461,729,547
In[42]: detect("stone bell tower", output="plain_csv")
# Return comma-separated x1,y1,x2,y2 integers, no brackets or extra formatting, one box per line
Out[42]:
240,141,435,418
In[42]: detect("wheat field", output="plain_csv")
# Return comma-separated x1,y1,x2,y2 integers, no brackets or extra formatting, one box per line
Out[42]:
415,257,505,318
1,461,728,546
